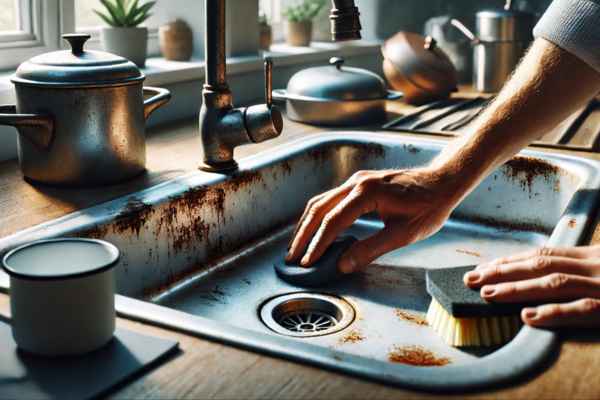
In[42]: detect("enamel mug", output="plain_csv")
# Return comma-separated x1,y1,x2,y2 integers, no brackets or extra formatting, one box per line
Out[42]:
2,238,119,356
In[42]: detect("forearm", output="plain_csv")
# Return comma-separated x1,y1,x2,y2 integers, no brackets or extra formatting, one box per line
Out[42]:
431,37,600,204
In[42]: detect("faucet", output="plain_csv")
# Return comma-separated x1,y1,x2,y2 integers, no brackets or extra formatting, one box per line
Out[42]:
329,0,362,41
199,0,362,173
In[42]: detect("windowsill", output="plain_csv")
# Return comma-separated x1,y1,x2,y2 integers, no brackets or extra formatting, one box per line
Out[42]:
0,40,382,100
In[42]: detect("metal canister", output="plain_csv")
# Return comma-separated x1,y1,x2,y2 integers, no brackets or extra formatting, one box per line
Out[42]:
451,3,535,93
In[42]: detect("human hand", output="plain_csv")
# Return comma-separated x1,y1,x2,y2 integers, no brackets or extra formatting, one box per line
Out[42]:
464,246,600,328
285,168,461,274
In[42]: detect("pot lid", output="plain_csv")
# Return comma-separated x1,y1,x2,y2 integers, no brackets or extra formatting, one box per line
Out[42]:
285,57,388,101
12,33,144,87
2,238,120,281
382,31,457,94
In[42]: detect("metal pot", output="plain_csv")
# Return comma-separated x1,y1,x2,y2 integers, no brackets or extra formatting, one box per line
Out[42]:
451,1,535,93
272,57,402,126
0,33,171,187
382,32,458,105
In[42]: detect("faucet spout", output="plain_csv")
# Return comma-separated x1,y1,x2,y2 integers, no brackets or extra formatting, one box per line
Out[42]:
199,0,282,173
330,0,362,41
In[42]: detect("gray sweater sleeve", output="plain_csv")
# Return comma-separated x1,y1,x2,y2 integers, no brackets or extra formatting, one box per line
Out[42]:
533,0,600,72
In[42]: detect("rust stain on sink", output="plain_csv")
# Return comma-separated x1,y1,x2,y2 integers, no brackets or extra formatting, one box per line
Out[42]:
502,156,561,194
339,329,365,344
395,309,428,326
388,345,451,367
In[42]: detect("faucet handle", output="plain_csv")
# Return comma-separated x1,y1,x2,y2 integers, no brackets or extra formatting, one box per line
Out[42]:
265,57,273,108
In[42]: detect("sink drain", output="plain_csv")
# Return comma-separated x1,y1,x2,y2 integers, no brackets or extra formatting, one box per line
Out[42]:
260,292,355,337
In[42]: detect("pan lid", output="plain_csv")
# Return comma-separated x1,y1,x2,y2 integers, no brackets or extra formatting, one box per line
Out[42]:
285,57,389,101
12,33,144,87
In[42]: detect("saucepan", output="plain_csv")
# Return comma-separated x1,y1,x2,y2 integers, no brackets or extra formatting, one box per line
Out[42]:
0,34,171,187
273,57,402,126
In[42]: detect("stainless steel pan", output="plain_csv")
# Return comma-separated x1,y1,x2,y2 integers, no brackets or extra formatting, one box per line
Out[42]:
273,57,402,126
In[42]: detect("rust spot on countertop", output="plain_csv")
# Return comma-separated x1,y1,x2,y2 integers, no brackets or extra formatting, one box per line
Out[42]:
388,345,450,367
339,329,365,344
395,309,428,326
502,156,560,194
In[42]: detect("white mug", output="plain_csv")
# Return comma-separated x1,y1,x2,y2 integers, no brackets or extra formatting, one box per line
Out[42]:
2,238,119,356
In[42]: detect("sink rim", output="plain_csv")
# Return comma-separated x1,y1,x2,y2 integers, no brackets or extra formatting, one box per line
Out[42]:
1,131,599,391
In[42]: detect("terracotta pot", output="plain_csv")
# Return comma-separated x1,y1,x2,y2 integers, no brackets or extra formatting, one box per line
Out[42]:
101,27,148,68
259,23,272,51
285,20,312,47
159,19,193,61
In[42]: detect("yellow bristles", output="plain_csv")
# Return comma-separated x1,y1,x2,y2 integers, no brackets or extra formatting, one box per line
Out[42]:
426,298,522,347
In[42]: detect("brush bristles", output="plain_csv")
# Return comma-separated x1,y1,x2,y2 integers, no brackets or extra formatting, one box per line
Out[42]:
426,298,522,347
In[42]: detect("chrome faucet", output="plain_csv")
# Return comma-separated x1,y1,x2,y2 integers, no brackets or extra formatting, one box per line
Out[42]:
199,0,362,173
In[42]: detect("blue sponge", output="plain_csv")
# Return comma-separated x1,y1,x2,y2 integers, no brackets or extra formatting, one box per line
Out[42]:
275,236,357,287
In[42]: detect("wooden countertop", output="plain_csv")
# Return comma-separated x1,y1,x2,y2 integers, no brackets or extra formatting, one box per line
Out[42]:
1,110,600,399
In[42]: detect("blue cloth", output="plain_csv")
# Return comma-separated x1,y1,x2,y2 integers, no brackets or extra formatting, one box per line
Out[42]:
534,0,600,72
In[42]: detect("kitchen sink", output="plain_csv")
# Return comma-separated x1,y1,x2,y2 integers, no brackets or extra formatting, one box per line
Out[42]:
1,132,599,391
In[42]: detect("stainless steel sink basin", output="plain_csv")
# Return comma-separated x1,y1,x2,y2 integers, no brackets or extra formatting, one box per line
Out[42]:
1,132,599,391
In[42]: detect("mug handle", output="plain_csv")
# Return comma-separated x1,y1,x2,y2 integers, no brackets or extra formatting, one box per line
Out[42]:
0,105,54,149
143,87,171,120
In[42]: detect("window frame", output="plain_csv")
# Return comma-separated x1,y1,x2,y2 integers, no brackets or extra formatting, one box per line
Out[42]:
0,0,63,70
0,0,165,69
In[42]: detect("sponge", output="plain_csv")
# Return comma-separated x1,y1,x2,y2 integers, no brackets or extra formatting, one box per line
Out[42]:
275,236,357,287
426,266,524,347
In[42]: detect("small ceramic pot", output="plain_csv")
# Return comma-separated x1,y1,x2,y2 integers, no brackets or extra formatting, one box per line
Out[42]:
2,238,120,356
159,19,193,61
259,23,272,51
285,20,312,47
101,26,148,67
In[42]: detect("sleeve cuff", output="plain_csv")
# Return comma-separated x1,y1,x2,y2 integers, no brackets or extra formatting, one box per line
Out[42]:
533,0,600,73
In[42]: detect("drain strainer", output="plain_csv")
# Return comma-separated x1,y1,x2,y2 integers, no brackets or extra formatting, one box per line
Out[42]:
260,292,355,337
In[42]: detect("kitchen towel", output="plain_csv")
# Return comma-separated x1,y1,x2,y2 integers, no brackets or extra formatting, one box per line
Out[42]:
0,321,178,400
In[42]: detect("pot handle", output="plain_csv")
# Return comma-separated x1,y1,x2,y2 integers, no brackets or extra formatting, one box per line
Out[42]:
0,105,54,149
450,19,480,45
272,89,288,102
143,87,171,120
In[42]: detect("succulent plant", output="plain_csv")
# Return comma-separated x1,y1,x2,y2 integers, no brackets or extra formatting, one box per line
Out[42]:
283,0,326,23
259,13,270,26
95,0,156,28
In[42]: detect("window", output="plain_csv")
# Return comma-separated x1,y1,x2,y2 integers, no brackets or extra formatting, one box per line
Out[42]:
0,0,62,70
74,0,161,55
0,0,19,33
75,0,103,30
259,0,331,45
0,0,191,70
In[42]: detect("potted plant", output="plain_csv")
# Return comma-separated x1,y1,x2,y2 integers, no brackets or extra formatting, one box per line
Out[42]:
283,0,326,47
258,13,272,51
95,0,156,67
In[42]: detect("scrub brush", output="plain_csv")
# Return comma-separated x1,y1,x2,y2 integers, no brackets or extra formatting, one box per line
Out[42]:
426,266,524,347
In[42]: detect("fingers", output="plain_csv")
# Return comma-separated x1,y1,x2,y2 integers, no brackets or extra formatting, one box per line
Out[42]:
464,256,598,288
286,185,352,263
480,274,600,303
475,247,595,271
522,298,600,328
300,188,375,266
